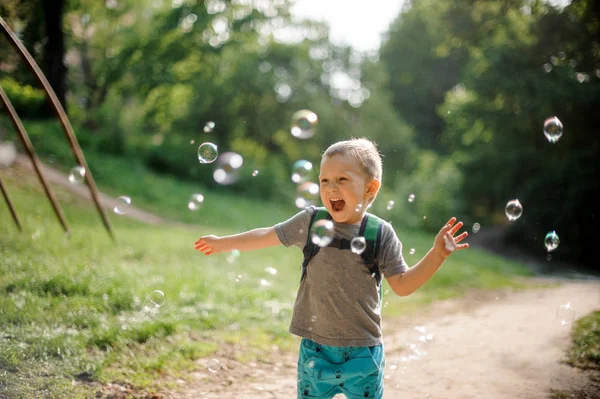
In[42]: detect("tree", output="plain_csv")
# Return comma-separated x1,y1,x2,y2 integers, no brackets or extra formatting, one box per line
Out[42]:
439,0,600,266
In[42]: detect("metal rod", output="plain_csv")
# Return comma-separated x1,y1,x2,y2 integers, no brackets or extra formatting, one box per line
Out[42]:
0,83,71,234
0,16,114,240
0,175,23,232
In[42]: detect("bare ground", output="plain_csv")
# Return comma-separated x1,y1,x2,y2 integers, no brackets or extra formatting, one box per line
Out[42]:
7,155,600,399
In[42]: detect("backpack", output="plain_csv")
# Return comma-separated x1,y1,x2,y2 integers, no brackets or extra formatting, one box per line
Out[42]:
301,207,385,285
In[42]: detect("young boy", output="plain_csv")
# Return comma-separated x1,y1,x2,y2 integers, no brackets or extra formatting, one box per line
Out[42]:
194,138,469,399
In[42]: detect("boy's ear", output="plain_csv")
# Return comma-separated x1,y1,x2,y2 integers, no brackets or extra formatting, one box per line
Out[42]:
365,179,381,198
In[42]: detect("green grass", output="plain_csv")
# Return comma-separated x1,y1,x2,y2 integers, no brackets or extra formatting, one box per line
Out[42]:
566,311,600,370
0,156,534,397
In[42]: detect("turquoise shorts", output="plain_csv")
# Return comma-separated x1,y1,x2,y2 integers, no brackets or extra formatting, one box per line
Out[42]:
297,338,385,399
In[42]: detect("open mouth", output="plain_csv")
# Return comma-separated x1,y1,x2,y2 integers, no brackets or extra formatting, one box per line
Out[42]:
330,198,345,212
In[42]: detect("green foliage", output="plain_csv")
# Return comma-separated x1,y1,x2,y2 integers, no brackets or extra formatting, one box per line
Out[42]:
0,77,46,118
567,310,600,370
439,0,600,266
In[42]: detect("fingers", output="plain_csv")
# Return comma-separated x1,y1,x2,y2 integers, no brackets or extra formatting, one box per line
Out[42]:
449,221,464,236
455,243,469,250
440,217,457,233
454,231,469,243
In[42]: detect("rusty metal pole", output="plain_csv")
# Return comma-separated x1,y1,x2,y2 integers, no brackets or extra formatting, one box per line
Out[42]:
0,175,23,232
0,83,71,235
0,16,114,240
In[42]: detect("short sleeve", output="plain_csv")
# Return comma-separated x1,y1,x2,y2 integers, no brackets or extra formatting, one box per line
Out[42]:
377,221,408,278
274,206,315,248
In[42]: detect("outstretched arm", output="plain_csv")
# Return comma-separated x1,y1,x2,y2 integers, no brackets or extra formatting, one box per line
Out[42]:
194,226,282,256
386,217,469,296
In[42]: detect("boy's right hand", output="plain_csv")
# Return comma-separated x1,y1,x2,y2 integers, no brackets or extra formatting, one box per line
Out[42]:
194,235,221,255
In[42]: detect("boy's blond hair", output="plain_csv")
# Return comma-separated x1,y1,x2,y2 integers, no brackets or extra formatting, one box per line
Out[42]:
322,138,383,204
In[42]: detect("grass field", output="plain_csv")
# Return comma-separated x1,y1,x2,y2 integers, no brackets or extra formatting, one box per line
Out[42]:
0,157,533,398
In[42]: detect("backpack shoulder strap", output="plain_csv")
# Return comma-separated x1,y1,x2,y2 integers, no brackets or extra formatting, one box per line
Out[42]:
359,212,384,284
300,207,331,281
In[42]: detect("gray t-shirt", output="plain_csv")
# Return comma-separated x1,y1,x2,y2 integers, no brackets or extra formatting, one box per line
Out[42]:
275,206,408,347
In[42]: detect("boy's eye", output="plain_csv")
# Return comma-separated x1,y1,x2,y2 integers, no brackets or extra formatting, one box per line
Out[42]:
339,177,348,181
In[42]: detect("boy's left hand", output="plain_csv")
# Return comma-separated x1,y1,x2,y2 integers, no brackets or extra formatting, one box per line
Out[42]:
434,217,469,258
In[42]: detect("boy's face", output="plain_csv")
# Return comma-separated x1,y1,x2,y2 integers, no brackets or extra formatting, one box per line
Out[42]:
319,153,378,224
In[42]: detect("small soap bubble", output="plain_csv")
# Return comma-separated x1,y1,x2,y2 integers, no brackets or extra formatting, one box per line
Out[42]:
505,199,523,222
207,358,220,373
213,152,243,185
545,230,560,252
355,204,363,212
252,170,259,177
408,193,415,203
198,142,218,163
351,237,367,254
114,196,132,215
543,116,563,143
291,160,313,183
295,182,319,209
472,222,481,233
556,302,576,326
203,121,215,133
311,315,317,322
259,279,272,287
386,200,395,211
409,248,415,255
265,266,277,275
543,63,553,73
187,193,204,211
227,249,241,264
310,219,335,247
190,139,195,145
290,109,318,139
68,166,86,184
148,290,165,307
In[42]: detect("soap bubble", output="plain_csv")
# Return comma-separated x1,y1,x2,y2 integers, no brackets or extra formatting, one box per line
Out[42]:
213,152,243,185
291,160,313,183
386,200,395,211
68,166,86,184
351,237,367,254
144,290,165,310
505,199,523,222
203,121,215,133
544,230,560,252
290,109,318,139
472,223,481,233
295,182,319,209
114,196,132,215
207,358,220,373
556,302,575,326
252,170,259,177
409,248,415,255
311,219,335,247
543,116,563,143
198,142,218,163
0,141,17,167
265,266,277,275
188,193,204,211
227,249,241,264
408,194,415,203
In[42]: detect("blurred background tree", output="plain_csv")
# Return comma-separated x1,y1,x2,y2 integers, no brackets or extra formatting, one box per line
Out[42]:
1,0,597,267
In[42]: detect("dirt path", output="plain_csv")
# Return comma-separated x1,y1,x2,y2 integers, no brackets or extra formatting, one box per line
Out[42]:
167,280,600,399
13,155,165,225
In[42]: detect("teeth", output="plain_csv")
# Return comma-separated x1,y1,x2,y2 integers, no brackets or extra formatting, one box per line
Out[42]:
330,198,343,201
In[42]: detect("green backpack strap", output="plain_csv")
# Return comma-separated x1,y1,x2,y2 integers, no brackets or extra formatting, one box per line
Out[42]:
359,212,384,286
300,207,331,282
